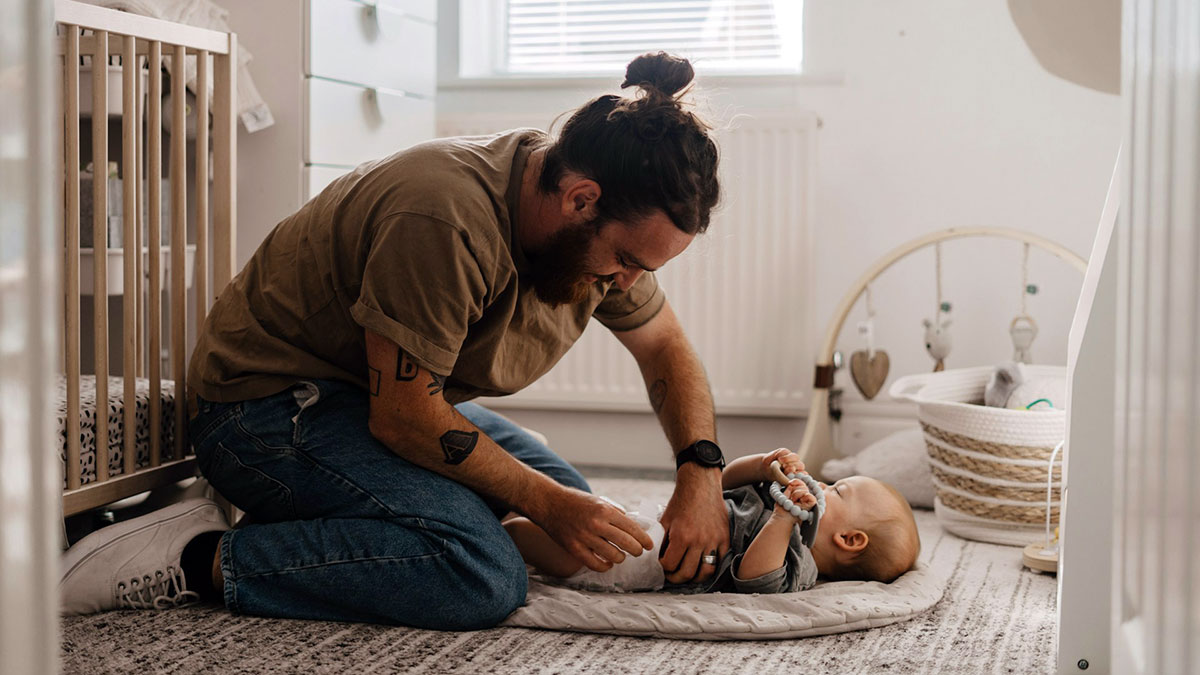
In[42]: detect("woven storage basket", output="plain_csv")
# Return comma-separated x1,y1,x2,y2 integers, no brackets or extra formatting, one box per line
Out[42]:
889,366,1065,547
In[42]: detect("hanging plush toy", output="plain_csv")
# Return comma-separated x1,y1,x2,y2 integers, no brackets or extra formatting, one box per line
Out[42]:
923,242,953,372
1010,243,1040,364
1011,316,1038,364
850,284,890,399
923,315,952,372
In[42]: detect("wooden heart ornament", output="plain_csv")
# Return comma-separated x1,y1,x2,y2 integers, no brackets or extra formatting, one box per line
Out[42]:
850,349,890,400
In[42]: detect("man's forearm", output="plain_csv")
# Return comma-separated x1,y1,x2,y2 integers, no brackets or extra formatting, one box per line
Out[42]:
374,413,542,510
370,402,561,519
637,334,716,453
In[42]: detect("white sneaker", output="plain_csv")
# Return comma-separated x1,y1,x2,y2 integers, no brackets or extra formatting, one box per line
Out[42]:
60,498,229,616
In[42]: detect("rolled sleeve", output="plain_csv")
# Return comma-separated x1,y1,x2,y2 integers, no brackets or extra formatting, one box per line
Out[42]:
349,214,487,375
593,271,666,331
730,554,790,594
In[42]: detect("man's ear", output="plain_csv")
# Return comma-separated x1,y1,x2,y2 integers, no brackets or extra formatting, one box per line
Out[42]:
560,177,601,222
833,529,869,554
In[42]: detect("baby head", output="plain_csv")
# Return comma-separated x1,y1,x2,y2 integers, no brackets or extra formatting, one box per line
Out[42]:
812,476,920,583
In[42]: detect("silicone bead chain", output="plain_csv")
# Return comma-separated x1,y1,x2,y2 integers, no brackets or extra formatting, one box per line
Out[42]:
768,471,826,523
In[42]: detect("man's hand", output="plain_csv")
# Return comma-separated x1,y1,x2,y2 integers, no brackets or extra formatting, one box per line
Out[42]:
760,448,805,482
658,464,729,584
529,485,654,573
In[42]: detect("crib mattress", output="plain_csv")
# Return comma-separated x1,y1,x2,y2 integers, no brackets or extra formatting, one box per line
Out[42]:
501,561,944,640
56,375,177,488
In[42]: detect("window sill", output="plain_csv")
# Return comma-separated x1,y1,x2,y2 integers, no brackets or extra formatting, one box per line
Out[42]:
438,71,845,91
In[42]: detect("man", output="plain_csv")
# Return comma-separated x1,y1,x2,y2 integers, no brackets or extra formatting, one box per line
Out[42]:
61,52,726,629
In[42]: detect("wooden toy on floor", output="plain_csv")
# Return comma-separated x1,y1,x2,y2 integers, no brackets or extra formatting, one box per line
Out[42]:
1022,440,1065,574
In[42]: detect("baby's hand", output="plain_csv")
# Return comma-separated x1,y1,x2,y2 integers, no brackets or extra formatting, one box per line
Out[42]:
773,479,818,518
761,448,805,482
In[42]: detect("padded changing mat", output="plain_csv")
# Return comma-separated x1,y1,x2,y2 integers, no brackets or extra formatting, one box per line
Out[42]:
501,561,944,640
56,375,177,488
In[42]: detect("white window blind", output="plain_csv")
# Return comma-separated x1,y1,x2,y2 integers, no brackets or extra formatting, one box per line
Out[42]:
498,0,803,76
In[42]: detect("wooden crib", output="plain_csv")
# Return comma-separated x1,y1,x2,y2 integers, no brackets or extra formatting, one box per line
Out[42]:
56,0,236,518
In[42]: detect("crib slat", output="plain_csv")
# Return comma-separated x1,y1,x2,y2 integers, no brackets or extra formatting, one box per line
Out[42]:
134,54,144,379
212,37,236,295
64,24,82,492
122,35,137,477
170,43,187,461
92,30,110,483
148,41,162,468
195,49,209,327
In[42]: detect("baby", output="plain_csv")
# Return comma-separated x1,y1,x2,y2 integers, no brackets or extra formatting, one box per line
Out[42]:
503,449,921,594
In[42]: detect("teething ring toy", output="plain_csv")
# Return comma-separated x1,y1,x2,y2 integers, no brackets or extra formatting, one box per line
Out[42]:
768,461,826,548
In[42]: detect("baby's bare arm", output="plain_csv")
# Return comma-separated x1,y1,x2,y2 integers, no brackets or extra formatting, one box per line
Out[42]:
738,513,796,579
503,517,583,578
738,480,816,580
722,448,806,490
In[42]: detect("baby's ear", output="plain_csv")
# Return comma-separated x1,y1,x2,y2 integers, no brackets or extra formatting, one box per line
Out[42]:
835,529,869,553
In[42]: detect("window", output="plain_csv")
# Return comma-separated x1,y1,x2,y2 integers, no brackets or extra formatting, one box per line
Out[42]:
458,0,804,79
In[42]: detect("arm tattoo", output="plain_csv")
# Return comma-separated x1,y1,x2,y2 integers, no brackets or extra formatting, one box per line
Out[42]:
649,378,668,414
396,347,418,381
427,373,446,396
368,367,381,396
440,429,478,465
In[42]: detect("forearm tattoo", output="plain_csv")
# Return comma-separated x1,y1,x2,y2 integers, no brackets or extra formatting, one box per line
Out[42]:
368,367,381,396
440,429,478,465
396,347,418,381
649,378,668,414
427,373,446,396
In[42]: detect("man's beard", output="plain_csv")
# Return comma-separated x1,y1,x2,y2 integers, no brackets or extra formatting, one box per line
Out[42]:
526,220,603,306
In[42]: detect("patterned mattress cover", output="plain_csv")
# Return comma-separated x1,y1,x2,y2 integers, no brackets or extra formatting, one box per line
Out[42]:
56,375,177,488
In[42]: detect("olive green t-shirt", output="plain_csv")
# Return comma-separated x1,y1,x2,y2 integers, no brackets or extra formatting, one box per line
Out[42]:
189,129,666,404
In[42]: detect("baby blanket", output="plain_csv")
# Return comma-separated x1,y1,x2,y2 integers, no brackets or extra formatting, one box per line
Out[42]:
501,561,944,640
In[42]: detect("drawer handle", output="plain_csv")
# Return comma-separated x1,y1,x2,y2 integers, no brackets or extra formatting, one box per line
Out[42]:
362,0,405,39
363,86,408,123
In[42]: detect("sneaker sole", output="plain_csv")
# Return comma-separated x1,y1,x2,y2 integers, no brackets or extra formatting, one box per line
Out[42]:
60,498,227,586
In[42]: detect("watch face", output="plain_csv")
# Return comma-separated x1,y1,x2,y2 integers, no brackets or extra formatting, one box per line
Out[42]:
695,441,722,464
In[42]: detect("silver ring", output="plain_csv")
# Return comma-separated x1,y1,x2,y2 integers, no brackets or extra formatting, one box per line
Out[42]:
701,554,718,565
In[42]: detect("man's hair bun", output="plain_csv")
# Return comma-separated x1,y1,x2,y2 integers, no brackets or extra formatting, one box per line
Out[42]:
540,50,719,235
621,51,695,98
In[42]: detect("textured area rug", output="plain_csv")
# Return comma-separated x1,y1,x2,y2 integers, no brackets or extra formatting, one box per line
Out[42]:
60,477,1059,674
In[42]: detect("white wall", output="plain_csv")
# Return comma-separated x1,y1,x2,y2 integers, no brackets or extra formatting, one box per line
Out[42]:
441,0,1122,470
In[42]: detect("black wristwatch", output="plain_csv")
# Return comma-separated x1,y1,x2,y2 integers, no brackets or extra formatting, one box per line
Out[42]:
675,440,725,471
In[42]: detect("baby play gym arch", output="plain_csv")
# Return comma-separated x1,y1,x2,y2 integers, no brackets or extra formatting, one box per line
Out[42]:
797,227,1089,476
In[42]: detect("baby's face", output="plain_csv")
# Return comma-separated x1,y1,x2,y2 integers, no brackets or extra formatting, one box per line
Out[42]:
818,476,898,533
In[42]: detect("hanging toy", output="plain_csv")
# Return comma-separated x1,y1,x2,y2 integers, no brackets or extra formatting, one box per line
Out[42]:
1011,316,1039,364
767,461,825,548
849,285,890,399
1010,243,1039,364
923,242,953,372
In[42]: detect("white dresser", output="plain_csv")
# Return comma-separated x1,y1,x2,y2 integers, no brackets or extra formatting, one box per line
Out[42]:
224,0,436,267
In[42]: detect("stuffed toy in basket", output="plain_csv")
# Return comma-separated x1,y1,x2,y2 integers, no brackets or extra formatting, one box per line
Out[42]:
889,365,1066,547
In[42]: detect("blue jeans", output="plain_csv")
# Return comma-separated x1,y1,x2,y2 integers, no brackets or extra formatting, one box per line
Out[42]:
189,379,590,629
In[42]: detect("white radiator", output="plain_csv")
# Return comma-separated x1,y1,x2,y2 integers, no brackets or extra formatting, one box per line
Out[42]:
438,112,817,416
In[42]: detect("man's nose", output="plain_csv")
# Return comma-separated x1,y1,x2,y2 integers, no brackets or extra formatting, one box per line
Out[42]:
616,268,644,291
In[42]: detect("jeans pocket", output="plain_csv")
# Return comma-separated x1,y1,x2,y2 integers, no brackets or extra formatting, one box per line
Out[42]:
204,442,298,522
190,399,242,449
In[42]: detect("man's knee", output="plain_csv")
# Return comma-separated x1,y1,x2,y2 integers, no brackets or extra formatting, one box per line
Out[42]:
385,517,528,630
463,552,528,629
